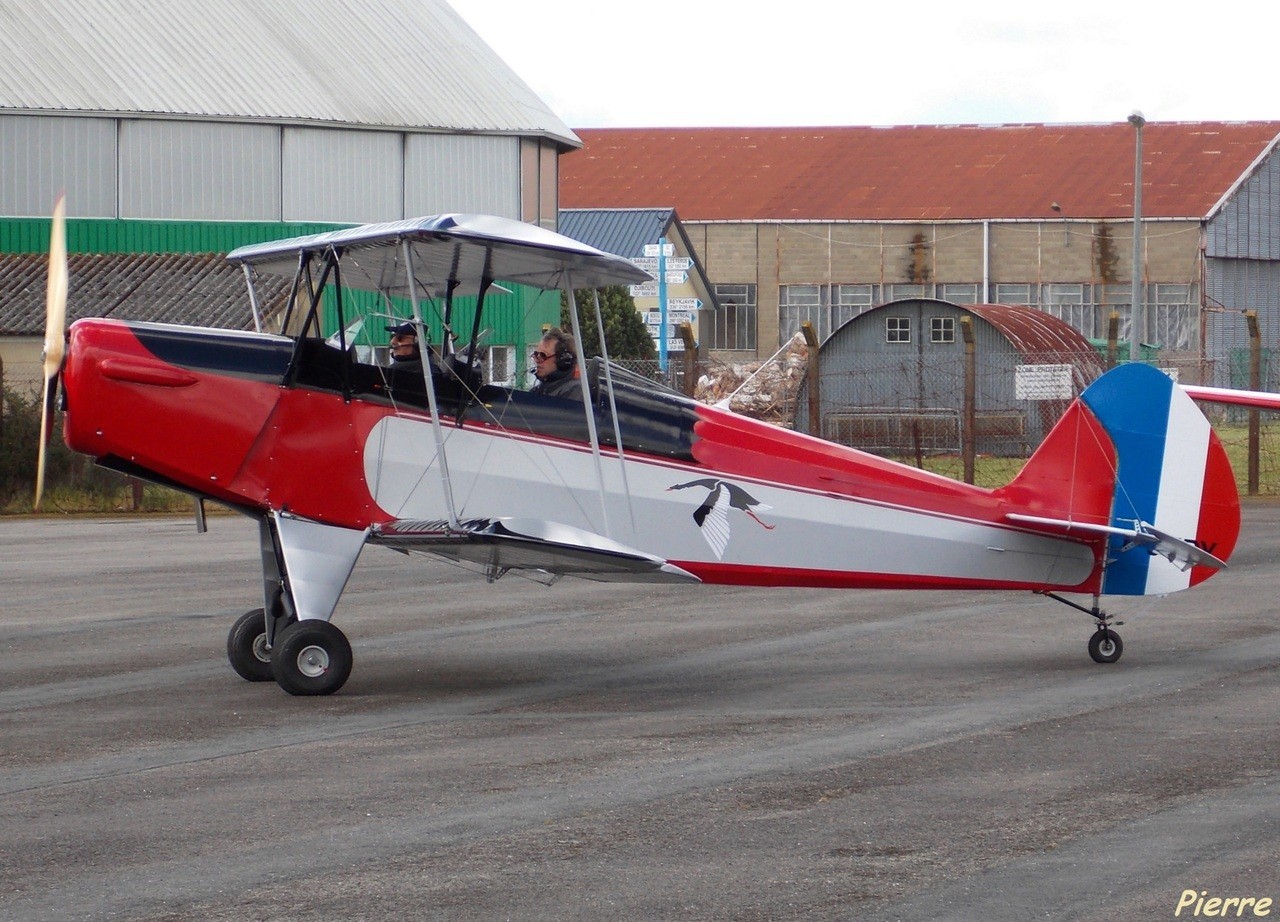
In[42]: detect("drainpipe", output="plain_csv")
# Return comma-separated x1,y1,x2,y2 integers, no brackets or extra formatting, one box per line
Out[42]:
982,221,991,302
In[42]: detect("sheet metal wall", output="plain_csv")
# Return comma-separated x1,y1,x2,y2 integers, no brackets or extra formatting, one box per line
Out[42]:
1207,149,1280,260
1204,148,1280,385
405,134,519,218
120,121,281,220
283,128,402,223
2,115,522,224
0,115,117,217
1204,257,1280,387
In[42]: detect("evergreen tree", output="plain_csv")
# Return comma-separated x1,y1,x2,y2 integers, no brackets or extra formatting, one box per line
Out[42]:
560,286,656,360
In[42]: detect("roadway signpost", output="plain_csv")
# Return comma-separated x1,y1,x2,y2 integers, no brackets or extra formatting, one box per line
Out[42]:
634,242,700,368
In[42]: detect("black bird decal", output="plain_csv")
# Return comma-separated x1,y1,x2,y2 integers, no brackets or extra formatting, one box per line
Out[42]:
667,479,774,559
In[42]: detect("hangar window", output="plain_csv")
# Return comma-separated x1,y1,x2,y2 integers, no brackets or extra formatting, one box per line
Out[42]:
1042,284,1090,337
930,316,955,343
707,283,757,351
885,283,929,302
994,283,1035,306
484,345,516,386
939,283,979,305
832,284,878,331
779,284,824,344
886,316,912,343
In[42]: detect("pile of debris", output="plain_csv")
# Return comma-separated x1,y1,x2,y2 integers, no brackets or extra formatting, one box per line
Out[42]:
695,333,810,427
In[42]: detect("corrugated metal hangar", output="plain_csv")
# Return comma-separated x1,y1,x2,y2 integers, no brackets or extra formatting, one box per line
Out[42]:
0,0,576,390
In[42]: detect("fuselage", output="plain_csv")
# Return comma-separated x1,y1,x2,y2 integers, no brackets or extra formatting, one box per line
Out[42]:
63,317,1108,592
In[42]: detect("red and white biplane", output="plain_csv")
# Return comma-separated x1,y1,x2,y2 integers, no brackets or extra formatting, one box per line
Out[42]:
37,210,1243,694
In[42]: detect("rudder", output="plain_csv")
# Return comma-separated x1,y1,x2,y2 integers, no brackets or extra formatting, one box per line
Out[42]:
1080,363,1239,595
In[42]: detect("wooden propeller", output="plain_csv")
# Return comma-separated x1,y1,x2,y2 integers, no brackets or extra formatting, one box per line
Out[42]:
34,194,68,511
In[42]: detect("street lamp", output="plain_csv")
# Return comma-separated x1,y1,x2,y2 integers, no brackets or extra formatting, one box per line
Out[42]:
1128,110,1146,362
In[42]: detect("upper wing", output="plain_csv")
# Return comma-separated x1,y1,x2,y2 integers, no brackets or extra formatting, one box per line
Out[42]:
1182,384,1280,411
370,517,700,584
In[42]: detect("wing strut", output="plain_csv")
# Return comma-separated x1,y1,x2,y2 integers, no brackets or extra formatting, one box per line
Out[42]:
403,237,460,530
591,287,638,540
563,270,612,539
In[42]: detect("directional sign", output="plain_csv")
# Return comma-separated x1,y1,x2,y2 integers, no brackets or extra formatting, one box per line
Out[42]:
629,283,658,297
633,256,692,274
645,334,686,351
645,310,695,325
663,271,688,284
668,298,703,310
643,243,675,257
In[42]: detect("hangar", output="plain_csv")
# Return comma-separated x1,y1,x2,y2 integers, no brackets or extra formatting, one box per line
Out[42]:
0,0,575,392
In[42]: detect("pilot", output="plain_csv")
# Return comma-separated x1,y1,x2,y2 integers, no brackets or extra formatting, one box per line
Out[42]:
386,321,424,376
530,327,583,401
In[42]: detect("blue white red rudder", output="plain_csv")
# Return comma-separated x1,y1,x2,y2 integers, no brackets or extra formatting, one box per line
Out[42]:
1081,363,1240,595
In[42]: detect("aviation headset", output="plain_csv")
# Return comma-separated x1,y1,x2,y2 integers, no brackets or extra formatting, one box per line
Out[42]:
546,328,577,371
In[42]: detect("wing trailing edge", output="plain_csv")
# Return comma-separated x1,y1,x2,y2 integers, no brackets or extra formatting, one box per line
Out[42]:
370,517,701,584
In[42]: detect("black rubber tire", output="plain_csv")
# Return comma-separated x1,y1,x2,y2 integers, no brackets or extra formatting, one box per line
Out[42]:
271,620,353,696
227,608,274,682
1088,628,1124,664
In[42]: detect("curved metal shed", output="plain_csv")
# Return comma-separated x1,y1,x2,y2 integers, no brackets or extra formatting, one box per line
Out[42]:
795,299,1106,457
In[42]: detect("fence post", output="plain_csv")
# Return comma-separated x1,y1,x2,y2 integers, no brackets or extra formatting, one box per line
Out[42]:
800,321,821,437
678,322,697,397
961,316,976,485
1106,311,1119,368
1247,310,1260,495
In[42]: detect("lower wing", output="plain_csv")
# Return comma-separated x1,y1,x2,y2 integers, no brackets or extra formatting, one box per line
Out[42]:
370,517,700,584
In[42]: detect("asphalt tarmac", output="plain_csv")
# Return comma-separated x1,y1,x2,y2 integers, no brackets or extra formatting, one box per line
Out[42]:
2,503,1279,921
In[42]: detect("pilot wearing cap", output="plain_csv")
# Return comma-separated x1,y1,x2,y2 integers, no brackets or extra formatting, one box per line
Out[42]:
386,321,423,376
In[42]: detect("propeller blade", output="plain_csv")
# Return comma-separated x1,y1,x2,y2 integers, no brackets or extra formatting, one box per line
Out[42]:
34,194,68,511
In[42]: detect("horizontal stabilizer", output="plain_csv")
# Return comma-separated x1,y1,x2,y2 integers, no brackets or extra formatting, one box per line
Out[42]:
370,517,701,584
1006,513,1226,572
1182,383,1280,412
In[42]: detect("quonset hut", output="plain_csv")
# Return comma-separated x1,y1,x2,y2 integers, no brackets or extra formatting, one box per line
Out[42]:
794,299,1106,457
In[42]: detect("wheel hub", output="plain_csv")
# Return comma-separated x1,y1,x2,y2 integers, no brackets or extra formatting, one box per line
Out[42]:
296,644,330,678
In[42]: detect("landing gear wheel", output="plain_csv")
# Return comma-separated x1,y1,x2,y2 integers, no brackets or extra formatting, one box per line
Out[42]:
1088,628,1123,664
227,608,274,682
271,620,353,696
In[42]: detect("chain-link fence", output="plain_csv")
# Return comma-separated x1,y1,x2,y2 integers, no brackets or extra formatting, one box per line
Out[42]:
616,346,1280,495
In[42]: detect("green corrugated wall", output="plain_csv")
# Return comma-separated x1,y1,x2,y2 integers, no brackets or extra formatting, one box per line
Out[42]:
0,218,346,255
1,217,556,346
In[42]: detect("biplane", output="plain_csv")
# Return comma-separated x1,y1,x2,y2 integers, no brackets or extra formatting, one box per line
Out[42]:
37,208,1242,695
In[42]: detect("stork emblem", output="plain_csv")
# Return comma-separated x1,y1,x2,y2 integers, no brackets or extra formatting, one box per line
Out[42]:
667,479,775,559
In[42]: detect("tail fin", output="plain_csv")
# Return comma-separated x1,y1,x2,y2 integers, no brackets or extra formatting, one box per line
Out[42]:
998,363,1240,596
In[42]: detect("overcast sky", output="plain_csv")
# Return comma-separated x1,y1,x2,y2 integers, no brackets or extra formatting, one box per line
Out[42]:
446,0,1276,128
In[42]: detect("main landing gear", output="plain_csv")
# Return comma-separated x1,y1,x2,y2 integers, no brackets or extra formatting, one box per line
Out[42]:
227,610,353,695
225,513,366,696
1039,592,1125,664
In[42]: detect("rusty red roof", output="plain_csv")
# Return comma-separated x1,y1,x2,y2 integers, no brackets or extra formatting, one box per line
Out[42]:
561,122,1280,222
965,303,1104,371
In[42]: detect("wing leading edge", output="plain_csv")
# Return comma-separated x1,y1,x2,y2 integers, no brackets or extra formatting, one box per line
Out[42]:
370,517,701,584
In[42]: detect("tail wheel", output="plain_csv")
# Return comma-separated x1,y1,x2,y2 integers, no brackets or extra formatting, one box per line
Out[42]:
226,608,274,682
1088,628,1123,664
271,620,353,696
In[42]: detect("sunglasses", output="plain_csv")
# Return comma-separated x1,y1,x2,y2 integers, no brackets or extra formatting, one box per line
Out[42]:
531,350,552,361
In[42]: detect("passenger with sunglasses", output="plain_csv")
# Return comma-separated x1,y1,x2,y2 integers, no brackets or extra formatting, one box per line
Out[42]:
529,327,582,400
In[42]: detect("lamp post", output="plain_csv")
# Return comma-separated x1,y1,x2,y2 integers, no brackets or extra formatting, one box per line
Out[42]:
1128,110,1146,362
